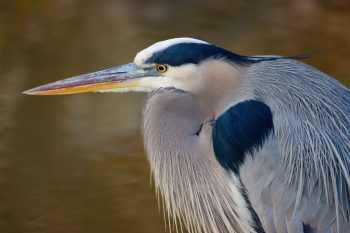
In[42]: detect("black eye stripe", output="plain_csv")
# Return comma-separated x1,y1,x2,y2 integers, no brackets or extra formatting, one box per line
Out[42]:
145,42,289,67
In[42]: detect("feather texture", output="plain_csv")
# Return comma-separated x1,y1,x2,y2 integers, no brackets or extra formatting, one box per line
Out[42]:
236,58,350,232
142,88,256,233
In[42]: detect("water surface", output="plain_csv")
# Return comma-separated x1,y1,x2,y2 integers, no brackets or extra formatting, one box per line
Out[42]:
0,1,349,232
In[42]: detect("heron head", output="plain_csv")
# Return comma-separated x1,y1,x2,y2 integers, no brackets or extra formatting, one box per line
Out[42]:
23,38,247,96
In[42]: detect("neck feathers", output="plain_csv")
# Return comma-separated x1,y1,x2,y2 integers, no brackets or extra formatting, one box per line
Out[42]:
142,88,255,233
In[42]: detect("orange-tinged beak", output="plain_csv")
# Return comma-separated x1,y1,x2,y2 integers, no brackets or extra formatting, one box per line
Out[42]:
23,63,157,95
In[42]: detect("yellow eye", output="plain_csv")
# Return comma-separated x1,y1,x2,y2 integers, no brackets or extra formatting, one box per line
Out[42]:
156,64,168,73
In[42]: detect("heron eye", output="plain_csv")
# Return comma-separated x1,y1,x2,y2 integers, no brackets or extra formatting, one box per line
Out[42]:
156,64,168,73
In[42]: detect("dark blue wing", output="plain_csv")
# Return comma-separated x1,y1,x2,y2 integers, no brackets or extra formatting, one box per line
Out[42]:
212,100,274,174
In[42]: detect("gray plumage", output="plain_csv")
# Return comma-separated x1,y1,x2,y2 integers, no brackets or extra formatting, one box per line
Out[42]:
143,58,349,233
143,88,254,233
24,38,350,233
240,59,350,233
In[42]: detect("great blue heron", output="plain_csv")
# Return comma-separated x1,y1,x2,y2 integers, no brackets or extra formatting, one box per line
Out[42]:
24,38,349,233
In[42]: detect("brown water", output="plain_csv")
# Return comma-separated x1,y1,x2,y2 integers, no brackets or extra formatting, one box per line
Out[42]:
0,0,349,232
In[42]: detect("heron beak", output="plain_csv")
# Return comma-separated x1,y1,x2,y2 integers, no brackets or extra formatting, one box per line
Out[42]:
23,63,157,95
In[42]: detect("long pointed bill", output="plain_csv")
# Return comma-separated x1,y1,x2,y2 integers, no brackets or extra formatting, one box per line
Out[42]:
23,63,157,95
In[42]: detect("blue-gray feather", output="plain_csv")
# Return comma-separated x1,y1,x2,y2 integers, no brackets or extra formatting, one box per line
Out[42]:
234,58,349,232
212,100,274,174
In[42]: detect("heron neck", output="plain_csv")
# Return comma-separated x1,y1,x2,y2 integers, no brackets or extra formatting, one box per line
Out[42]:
193,60,246,119
142,89,254,233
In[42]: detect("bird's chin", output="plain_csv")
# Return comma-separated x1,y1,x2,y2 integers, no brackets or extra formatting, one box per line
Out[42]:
112,76,189,94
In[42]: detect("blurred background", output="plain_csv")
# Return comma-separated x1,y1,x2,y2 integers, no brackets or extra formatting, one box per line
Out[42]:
0,0,349,232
